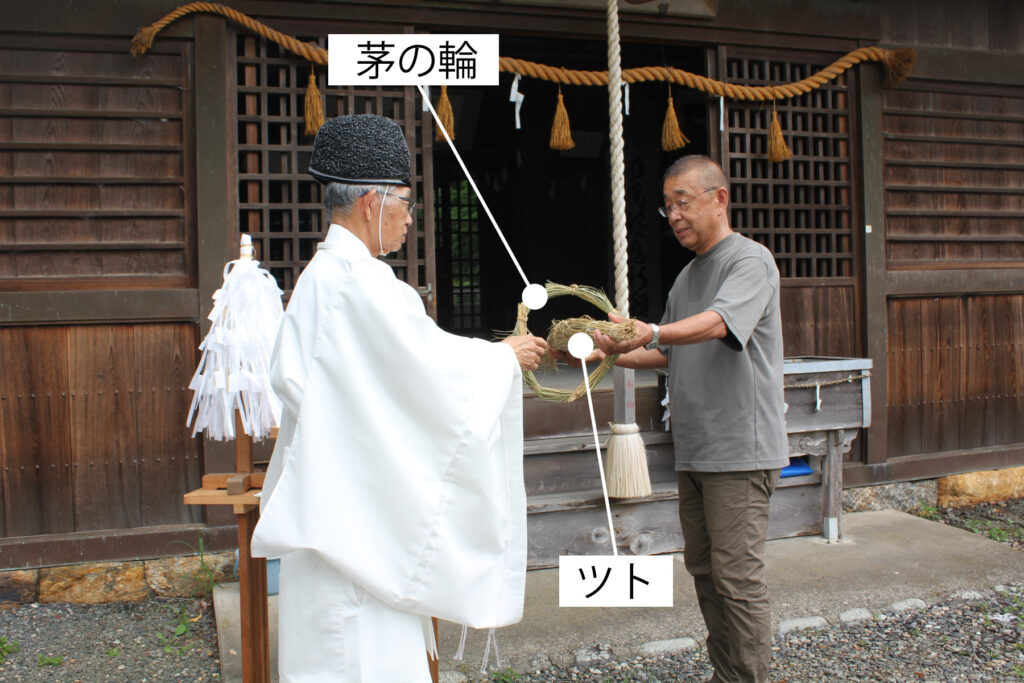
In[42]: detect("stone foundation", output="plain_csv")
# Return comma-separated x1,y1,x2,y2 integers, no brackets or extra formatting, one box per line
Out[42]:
843,480,938,514
937,466,1024,508
0,551,236,606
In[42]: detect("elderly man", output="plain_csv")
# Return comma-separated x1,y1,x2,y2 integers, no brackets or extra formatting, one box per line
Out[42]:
581,155,787,683
251,114,547,682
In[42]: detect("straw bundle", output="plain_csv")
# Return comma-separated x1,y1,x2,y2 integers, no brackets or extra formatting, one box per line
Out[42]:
547,315,636,352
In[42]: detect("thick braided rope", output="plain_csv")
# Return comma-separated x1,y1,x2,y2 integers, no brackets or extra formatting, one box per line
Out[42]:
606,0,629,317
499,46,890,99
131,4,900,103
131,1,329,64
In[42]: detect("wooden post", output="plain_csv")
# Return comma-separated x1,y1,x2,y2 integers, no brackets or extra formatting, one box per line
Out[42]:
235,504,270,683
823,429,844,542
427,617,439,683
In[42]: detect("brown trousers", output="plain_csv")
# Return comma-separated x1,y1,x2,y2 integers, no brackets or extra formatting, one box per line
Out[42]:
677,469,780,683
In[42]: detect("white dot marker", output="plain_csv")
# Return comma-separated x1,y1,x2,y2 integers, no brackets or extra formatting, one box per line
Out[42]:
568,332,594,360
521,283,548,310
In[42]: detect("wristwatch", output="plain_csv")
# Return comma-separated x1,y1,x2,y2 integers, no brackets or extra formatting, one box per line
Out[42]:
644,323,660,350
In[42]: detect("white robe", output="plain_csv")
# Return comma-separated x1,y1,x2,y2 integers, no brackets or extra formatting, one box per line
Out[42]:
251,225,527,679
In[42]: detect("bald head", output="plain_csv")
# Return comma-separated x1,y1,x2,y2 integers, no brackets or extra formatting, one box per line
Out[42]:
663,155,727,190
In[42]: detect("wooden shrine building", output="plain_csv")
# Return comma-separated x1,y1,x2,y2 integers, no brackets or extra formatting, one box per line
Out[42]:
1,0,1022,568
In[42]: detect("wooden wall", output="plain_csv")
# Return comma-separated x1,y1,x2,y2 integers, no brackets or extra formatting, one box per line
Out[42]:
0,324,202,536
878,78,1024,468
0,36,194,291
0,32,207,555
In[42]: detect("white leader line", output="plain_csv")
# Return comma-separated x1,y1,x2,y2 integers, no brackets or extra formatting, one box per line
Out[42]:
581,361,619,556
417,84,530,289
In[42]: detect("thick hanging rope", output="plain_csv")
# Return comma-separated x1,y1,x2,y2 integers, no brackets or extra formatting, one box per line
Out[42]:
131,3,917,101
606,1,628,318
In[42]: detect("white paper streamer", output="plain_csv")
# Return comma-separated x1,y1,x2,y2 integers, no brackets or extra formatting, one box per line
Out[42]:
719,95,725,132
622,82,630,116
186,250,284,441
422,85,430,112
509,74,524,130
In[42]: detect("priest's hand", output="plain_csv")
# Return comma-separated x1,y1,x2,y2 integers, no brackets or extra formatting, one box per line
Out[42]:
593,313,653,355
501,334,548,371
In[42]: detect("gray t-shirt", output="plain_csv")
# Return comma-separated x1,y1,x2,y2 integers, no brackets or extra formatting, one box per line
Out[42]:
661,232,788,472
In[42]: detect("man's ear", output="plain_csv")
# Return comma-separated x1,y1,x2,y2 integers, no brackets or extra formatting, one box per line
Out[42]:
359,189,377,221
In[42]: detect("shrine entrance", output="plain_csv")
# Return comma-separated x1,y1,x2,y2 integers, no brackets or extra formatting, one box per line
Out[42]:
432,35,708,338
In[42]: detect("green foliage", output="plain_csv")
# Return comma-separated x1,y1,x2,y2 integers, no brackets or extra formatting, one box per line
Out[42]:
490,668,520,682
916,499,941,521
0,637,19,664
106,647,119,657
167,531,220,597
37,654,63,667
156,603,195,656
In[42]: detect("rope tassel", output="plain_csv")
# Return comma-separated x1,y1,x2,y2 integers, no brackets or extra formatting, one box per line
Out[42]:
434,85,455,142
304,70,324,136
882,47,917,87
661,94,689,151
768,106,792,162
550,89,575,151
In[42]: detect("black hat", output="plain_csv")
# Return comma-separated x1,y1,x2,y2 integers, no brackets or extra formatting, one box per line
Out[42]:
308,114,411,187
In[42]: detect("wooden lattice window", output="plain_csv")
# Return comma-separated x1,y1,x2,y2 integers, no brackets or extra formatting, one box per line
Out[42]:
435,179,483,334
234,33,434,297
720,49,855,279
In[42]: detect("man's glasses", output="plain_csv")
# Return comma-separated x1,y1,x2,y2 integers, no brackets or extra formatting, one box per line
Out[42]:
658,187,718,218
390,194,419,217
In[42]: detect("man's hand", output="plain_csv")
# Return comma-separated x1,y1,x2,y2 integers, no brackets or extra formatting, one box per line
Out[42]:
549,346,606,369
501,334,549,371
592,313,654,355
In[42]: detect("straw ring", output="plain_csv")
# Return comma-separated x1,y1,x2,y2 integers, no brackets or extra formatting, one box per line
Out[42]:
511,282,621,403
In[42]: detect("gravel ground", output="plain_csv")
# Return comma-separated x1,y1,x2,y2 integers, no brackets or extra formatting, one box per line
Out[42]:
1,499,1020,682
506,583,1024,682
0,597,219,682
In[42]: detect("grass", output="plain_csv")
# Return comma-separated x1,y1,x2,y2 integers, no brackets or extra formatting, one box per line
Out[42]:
156,602,196,656
37,654,63,666
106,646,119,657
490,668,520,682
916,499,941,521
0,637,19,664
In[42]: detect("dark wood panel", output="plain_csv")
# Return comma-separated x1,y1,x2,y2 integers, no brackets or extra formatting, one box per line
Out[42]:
885,215,1022,238
887,295,1024,458
0,326,73,536
0,83,183,114
2,218,185,244
68,326,141,531
844,444,1024,487
0,48,185,82
885,139,1023,164
0,523,238,570
134,324,202,526
884,165,1024,188
779,285,857,358
8,151,183,176
0,118,183,145
883,88,1024,117
887,241,1024,266
5,185,182,210
883,114,1024,140
2,249,186,278
888,298,923,457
